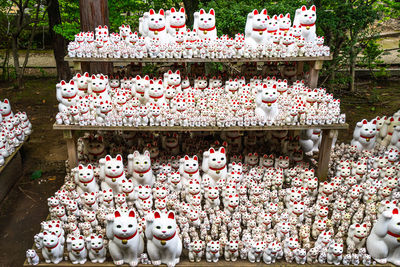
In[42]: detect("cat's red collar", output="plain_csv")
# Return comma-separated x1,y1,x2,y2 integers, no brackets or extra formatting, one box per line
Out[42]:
184,169,198,175
78,87,87,91
149,26,166,32
101,109,112,114
153,231,176,241
280,27,289,31
150,94,164,99
135,168,151,175
387,231,400,238
45,241,59,250
360,135,374,140
79,176,94,184
268,29,277,33
198,25,216,32
63,94,77,100
181,84,190,90
92,246,103,252
301,22,315,27
73,247,85,253
253,27,267,32
114,229,138,242
106,172,124,179
262,99,277,104
170,24,185,29
209,165,226,171
89,149,105,156
92,88,106,94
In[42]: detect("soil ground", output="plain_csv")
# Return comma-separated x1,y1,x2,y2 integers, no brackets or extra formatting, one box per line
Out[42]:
0,76,399,266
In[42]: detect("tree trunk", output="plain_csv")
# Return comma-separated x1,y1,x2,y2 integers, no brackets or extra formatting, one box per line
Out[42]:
79,0,112,74
183,0,199,28
46,0,71,80
11,36,22,88
349,43,356,92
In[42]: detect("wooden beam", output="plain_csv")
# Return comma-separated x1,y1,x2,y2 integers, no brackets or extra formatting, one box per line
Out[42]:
53,123,349,132
64,55,333,64
63,130,78,168
317,129,335,181
308,60,324,89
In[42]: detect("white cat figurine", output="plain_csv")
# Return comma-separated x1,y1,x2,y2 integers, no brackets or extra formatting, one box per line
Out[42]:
145,211,182,267
74,164,99,194
106,210,144,266
194,9,217,40
128,150,155,186
66,235,88,264
202,147,227,186
41,231,64,264
99,154,127,195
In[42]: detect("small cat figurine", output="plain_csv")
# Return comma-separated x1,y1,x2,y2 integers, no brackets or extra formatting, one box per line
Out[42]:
41,231,64,264
26,249,39,265
244,9,269,47
86,234,107,263
56,80,78,112
106,210,144,266
293,5,317,42
194,9,217,40
166,7,187,37
66,235,88,264
145,211,182,267
128,150,155,186
202,147,227,186
179,155,201,182
143,9,169,44
90,75,110,100
99,154,127,195
74,164,99,195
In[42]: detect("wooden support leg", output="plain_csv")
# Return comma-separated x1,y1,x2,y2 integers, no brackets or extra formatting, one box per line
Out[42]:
297,61,304,78
63,130,78,169
73,61,82,73
317,129,334,181
308,60,323,89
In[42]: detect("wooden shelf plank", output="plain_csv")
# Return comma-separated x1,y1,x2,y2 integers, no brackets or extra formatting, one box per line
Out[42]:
64,55,332,64
0,137,27,174
53,123,349,132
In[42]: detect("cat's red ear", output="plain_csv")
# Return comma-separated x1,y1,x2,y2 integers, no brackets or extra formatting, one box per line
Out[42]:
149,9,155,15
301,5,307,11
116,154,122,161
210,148,215,154
193,155,198,161
253,9,259,15
115,211,121,218
87,164,93,170
393,208,399,215
311,5,316,12
262,9,267,15
129,210,135,218
199,9,205,15
170,7,176,13
159,9,165,16
168,211,175,220
154,211,161,219
180,7,185,13
61,80,66,85
220,147,225,154
209,8,215,16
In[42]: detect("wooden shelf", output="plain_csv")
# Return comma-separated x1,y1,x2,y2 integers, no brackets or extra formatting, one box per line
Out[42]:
65,55,332,64
0,137,27,174
53,123,348,132
24,258,336,266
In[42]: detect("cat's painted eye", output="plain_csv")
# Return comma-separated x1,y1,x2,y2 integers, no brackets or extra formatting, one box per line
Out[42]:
144,161,148,164
151,18,154,21
117,225,121,228
128,224,133,228
156,226,161,229
208,18,211,20
167,226,172,229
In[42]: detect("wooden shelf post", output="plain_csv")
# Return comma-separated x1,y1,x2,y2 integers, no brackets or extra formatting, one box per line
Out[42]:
317,129,337,181
308,60,323,89
63,130,78,168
